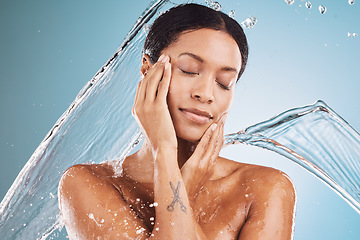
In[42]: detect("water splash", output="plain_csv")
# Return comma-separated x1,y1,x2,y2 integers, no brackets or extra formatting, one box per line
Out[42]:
284,0,295,5
0,0,359,239
205,0,222,11
241,16,257,29
305,1,312,9
349,0,355,5
224,100,360,214
228,9,235,19
319,5,327,14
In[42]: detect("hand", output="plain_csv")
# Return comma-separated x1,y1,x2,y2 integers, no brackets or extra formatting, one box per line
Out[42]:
181,113,227,206
132,55,177,155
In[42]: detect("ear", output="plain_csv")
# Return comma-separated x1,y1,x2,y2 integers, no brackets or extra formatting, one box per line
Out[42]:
140,54,153,79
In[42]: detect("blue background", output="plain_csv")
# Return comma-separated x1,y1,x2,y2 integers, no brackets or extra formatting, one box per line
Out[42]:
1,0,359,239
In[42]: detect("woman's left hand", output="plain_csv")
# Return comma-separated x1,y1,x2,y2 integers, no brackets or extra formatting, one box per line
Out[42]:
181,113,227,207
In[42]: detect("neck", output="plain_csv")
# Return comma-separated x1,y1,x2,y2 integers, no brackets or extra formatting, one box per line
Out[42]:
176,136,198,169
123,137,198,183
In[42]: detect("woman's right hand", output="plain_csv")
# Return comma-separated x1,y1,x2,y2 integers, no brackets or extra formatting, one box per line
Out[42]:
132,54,177,155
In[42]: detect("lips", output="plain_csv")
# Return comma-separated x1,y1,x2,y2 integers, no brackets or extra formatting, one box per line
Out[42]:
180,108,213,124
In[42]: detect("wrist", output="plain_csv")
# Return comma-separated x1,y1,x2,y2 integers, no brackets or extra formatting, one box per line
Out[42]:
153,143,178,156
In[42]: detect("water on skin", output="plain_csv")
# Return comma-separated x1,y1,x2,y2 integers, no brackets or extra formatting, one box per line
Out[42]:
0,0,359,239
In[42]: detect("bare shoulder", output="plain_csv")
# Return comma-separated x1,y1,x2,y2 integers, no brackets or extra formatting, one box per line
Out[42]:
214,158,296,239
58,162,125,210
214,157,296,201
58,163,116,200
58,163,147,239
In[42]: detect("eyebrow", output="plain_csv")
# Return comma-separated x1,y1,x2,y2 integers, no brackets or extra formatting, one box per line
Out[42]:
178,52,204,62
178,52,238,74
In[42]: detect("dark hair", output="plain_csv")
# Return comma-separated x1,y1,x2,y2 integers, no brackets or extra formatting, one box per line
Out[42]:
143,3,248,80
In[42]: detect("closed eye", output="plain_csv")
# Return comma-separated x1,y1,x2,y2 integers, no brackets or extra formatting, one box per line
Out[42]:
216,81,230,91
180,69,199,76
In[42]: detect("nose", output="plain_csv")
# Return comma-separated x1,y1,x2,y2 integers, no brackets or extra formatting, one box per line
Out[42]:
191,75,214,104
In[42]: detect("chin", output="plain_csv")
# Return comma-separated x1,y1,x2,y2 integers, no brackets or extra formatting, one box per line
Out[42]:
175,125,206,142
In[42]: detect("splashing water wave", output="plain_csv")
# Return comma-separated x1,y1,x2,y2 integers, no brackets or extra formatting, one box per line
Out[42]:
0,0,359,239
224,100,360,214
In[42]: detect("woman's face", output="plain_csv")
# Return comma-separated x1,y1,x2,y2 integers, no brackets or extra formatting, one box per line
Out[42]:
148,28,242,142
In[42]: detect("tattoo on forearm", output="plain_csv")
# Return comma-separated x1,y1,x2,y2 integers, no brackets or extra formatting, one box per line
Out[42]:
167,181,187,213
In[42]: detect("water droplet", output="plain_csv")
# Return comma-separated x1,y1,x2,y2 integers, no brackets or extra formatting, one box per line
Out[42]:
212,2,222,11
348,32,352,38
205,0,222,11
136,198,140,202
353,33,358,37
348,0,355,5
153,202,158,207
205,0,213,7
245,194,249,197
284,0,295,5
229,10,235,19
241,17,257,29
305,1,312,9
150,217,155,221
319,5,326,14
23,223,27,227
143,24,151,34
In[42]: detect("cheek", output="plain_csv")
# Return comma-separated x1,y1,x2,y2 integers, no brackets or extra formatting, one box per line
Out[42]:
167,74,188,100
167,76,183,108
215,91,234,111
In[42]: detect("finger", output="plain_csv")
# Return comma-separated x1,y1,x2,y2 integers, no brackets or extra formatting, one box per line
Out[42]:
156,59,171,101
209,120,225,165
186,123,217,168
145,55,169,101
199,123,221,169
194,123,218,169
132,80,143,116
137,54,165,102
199,113,227,167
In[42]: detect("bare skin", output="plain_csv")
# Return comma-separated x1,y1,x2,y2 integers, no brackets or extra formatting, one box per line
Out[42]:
58,29,296,240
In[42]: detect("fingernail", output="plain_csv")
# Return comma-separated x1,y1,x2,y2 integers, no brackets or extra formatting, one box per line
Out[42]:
211,124,217,131
158,54,165,62
161,55,168,63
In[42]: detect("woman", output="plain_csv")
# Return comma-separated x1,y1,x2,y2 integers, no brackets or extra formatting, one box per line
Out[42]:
58,4,296,239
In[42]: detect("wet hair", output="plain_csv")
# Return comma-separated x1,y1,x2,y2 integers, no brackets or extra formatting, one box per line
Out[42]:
143,3,248,80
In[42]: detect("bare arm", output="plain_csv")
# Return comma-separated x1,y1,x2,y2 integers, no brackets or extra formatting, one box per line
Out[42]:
149,148,206,239
130,54,222,239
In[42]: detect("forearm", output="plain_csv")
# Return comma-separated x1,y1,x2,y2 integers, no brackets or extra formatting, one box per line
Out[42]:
149,149,207,240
